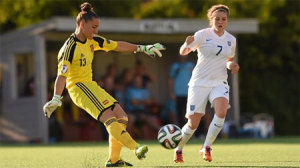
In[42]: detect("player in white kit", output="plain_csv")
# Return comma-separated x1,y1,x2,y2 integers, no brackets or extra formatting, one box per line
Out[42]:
174,4,240,163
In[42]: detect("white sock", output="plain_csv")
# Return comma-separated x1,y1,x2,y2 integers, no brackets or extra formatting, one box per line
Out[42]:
176,124,196,151
203,114,225,147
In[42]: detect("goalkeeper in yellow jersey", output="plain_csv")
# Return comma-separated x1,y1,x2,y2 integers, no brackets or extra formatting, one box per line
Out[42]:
43,2,165,167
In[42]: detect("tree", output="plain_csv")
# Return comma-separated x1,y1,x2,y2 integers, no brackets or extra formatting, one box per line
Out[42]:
0,0,141,33
0,0,299,135
238,0,300,135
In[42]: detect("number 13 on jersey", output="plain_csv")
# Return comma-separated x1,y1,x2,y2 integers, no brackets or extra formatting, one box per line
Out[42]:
80,58,86,66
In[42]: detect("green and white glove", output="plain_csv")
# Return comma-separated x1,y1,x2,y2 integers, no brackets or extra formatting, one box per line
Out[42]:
135,43,166,58
43,95,62,118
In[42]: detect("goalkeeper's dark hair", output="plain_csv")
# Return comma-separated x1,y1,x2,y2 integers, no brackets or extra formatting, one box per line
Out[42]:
76,2,99,26
207,4,230,26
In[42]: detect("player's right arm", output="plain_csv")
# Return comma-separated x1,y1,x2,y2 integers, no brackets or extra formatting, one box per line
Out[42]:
43,39,73,118
179,35,194,56
43,75,66,118
180,30,203,56
116,41,165,58
53,75,66,96
93,35,165,58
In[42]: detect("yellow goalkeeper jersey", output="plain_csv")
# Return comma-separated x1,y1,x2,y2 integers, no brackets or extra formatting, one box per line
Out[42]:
57,33,117,89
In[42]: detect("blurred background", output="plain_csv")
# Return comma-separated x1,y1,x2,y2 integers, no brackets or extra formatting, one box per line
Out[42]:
0,0,299,143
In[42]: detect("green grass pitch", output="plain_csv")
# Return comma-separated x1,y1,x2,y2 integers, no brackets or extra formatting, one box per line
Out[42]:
0,137,299,168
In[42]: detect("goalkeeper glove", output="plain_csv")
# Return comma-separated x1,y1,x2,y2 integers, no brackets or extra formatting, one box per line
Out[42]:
135,43,166,58
43,95,62,118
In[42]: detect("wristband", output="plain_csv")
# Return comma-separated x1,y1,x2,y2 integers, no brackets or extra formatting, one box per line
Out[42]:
135,45,144,53
226,61,232,69
182,42,188,49
53,94,62,101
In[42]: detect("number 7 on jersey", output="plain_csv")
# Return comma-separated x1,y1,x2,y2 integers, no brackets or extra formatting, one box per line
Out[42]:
216,45,222,56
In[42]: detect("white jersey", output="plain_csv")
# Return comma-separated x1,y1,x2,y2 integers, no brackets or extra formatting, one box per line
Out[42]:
188,28,236,87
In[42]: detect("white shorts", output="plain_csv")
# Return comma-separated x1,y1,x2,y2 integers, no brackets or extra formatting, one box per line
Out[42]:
185,83,230,118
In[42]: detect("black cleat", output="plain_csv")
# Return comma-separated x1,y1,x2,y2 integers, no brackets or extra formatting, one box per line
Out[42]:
105,159,133,167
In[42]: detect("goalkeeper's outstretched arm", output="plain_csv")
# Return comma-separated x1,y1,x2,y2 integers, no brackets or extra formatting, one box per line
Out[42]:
114,41,166,58
114,41,138,52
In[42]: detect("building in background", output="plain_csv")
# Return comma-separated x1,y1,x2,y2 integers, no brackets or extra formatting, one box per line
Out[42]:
0,17,258,143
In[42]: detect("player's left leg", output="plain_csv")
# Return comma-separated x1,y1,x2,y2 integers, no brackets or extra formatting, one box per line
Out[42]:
108,104,129,164
203,97,228,148
201,83,229,162
71,81,148,163
175,86,211,163
100,104,148,161
113,105,148,160
174,113,202,163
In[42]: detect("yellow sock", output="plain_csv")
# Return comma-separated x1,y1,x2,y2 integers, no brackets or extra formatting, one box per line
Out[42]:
105,117,136,151
109,118,128,163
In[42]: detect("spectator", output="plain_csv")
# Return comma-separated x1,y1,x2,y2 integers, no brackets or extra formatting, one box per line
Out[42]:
24,77,35,96
104,64,117,80
101,75,116,96
114,78,126,108
133,60,156,88
98,64,117,89
160,98,177,125
119,68,134,89
125,76,160,138
169,54,195,127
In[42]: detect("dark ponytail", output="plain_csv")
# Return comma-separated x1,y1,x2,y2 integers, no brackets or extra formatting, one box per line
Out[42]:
81,2,93,12
76,2,99,25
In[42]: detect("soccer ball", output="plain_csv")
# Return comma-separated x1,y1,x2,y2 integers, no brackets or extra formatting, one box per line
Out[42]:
157,124,182,149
